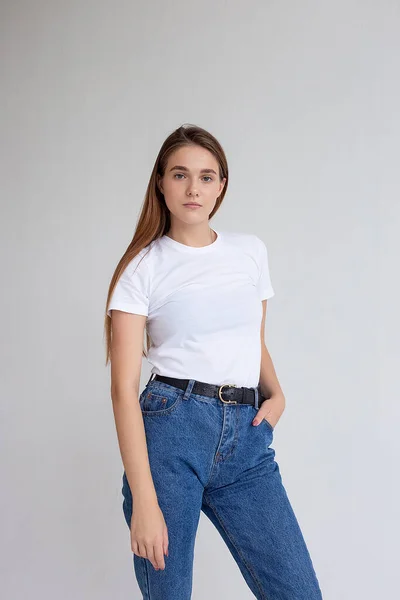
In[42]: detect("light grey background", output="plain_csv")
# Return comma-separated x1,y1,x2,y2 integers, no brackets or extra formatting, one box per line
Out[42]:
1,1,397,599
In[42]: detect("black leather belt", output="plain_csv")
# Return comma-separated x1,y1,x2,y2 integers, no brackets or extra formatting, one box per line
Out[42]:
150,374,266,407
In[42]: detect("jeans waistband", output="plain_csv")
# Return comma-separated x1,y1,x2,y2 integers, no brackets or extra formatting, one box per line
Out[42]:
147,374,264,408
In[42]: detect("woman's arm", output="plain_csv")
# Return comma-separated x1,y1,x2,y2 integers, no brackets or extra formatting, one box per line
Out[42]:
110,310,157,505
254,300,286,427
110,310,168,570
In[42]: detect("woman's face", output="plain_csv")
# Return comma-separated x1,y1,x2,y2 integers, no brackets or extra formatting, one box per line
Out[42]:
158,145,226,226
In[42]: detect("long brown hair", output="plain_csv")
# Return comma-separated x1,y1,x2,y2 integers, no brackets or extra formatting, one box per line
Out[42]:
104,123,229,365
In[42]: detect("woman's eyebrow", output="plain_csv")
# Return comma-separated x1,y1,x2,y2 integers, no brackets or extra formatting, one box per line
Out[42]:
169,165,217,175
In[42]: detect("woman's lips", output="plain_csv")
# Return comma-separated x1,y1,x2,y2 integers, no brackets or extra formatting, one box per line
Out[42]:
183,203,202,208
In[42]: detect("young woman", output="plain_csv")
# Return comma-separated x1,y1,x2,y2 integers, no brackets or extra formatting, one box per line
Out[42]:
104,124,323,599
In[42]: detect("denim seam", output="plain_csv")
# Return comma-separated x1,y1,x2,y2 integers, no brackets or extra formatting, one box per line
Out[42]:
203,493,268,600
203,403,227,488
124,480,150,599
217,405,240,462
141,556,150,599
203,405,243,487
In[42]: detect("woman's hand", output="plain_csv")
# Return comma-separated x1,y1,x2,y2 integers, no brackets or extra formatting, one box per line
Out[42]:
252,392,286,428
130,499,169,571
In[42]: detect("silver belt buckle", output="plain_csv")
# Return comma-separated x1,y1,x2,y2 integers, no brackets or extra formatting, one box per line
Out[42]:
218,383,237,404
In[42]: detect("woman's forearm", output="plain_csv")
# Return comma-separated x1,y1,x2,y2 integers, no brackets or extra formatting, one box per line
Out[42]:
111,388,158,507
259,343,285,401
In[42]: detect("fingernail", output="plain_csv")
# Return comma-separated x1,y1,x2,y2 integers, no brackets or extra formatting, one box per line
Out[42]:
252,420,259,426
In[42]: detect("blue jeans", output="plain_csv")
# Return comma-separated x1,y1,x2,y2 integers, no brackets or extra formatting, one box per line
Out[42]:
121,377,323,599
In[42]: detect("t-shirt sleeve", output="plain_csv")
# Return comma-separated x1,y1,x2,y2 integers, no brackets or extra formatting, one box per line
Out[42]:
254,236,275,301
107,251,150,317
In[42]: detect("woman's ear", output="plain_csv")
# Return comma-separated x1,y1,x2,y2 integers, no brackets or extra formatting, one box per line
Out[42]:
157,174,164,194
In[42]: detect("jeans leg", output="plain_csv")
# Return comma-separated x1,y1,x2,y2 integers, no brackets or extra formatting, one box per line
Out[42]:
121,379,208,600
201,405,323,599
123,469,204,600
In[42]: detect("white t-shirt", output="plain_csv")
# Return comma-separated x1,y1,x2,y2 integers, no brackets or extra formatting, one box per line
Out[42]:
107,230,275,388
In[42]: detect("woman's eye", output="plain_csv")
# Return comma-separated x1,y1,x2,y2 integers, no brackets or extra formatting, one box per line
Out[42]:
173,174,213,182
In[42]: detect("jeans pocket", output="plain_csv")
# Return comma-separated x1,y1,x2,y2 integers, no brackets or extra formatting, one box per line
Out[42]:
139,386,183,416
251,405,274,433
261,417,274,433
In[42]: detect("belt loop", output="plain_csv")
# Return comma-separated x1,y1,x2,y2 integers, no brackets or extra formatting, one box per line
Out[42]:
183,378,196,400
147,372,156,385
254,386,259,409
